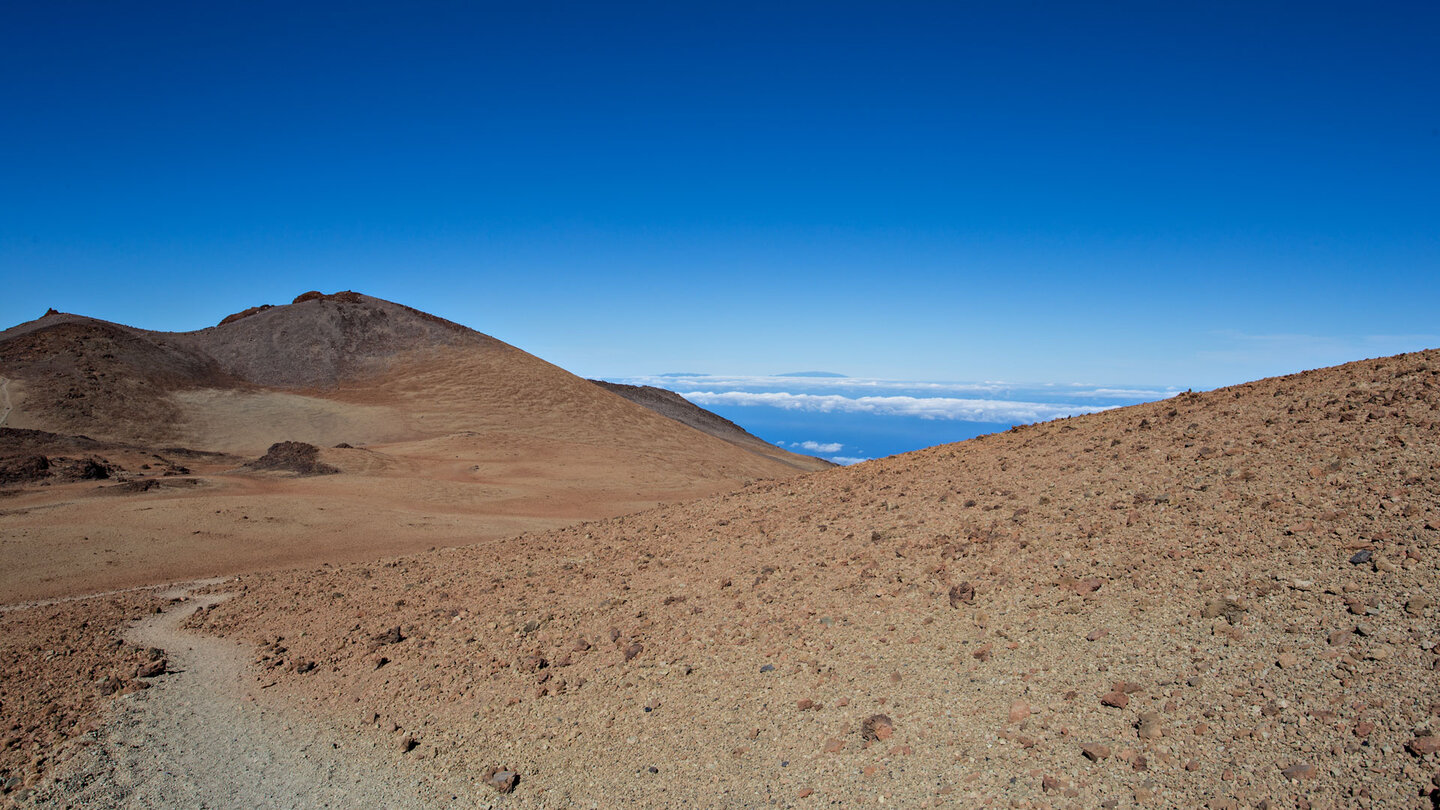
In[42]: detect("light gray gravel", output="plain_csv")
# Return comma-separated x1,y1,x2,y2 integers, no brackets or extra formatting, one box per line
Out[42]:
23,589,486,810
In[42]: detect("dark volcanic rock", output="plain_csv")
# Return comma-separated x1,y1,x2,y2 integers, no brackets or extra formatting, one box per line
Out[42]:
245,442,339,476
0,454,49,485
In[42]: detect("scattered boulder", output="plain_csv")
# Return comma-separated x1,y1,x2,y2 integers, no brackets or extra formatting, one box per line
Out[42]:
861,714,894,742
1201,598,1246,624
948,582,975,607
373,626,405,645
245,442,339,476
1408,736,1440,757
0,455,49,485
483,766,518,793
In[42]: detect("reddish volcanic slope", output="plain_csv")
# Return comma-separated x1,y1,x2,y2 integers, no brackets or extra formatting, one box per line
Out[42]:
169,349,1440,808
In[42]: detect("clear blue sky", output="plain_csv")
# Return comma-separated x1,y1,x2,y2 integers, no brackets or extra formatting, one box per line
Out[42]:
3,2,1436,388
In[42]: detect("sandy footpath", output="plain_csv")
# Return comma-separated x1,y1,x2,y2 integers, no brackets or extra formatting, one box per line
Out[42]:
22,584,485,810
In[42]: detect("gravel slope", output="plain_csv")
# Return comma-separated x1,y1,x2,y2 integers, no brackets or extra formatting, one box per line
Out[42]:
181,349,1440,808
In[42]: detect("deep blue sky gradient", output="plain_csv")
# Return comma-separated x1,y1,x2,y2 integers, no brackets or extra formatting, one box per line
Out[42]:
3,2,1437,386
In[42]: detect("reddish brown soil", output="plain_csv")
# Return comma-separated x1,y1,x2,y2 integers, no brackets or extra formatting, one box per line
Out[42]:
0,592,164,795
166,349,1440,808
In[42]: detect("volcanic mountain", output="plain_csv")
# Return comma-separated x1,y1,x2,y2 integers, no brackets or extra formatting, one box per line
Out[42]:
0,292,826,600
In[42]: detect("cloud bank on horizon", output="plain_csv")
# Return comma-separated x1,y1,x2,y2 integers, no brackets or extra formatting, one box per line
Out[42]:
681,391,1113,423
611,374,1182,466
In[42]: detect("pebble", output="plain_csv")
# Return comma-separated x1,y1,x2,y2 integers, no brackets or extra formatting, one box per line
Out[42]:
861,714,894,742
484,767,518,793
1008,700,1031,724
1135,712,1162,741
1407,736,1440,757
1280,762,1316,780
1081,742,1112,761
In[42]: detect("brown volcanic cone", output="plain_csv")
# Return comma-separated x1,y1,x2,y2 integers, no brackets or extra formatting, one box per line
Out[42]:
0,292,823,602
183,349,1440,808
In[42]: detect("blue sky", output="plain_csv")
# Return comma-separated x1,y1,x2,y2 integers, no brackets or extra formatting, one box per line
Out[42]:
2,2,1437,389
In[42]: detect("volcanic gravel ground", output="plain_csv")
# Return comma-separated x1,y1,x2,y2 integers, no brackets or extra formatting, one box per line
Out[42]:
167,351,1440,808
21,588,483,810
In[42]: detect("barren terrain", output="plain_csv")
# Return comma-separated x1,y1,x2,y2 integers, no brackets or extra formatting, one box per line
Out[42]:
5,347,1438,808
4,294,1439,807
0,293,825,603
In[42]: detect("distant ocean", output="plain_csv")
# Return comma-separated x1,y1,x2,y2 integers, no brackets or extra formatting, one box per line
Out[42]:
608,373,1183,465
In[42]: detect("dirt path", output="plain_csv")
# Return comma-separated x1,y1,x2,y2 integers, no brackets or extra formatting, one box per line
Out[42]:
23,584,485,810
0,376,11,426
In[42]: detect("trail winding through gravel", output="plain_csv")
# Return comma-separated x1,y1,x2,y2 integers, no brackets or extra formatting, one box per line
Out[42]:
25,585,482,810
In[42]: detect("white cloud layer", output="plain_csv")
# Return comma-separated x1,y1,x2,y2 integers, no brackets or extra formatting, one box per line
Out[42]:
828,456,870,466
791,440,843,453
681,391,1114,422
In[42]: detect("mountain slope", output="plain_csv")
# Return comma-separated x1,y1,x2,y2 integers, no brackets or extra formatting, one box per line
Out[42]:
185,349,1440,808
0,292,821,472
0,292,825,601
592,380,834,472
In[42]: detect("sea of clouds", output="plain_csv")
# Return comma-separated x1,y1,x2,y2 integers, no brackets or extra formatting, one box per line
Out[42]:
610,373,1182,465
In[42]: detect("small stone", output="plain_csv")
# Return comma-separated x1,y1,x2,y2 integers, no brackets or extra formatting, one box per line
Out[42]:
1276,653,1298,668
1041,775,1062,792
135,659,167,679
1136,712,1162,741
797,699,817,711
1008,700,1031,724
482,766,518,793
1407,736,1440,757
798,788,814,798
1101,691,1130,709
1349,549,1373,565
624,643,643,662
1081,742,1112,761
572,637,591,652
399,735,418,753
1354,722,1374,738
1281,762,1317,780
823,737,844,753
1201,599,1245,624
759,664,775,673
949,582,976,607
1408,597,1433,616
1086,628,1110,642
861,714,894,742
